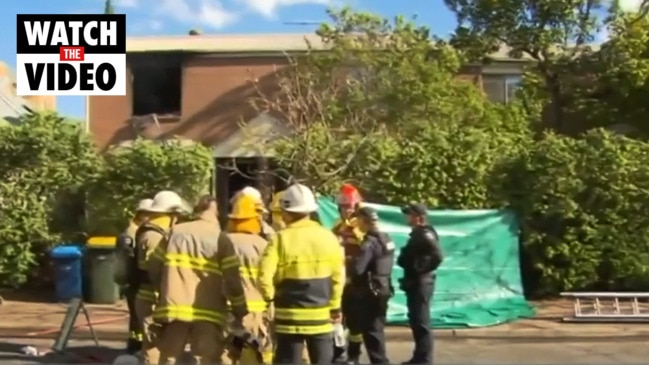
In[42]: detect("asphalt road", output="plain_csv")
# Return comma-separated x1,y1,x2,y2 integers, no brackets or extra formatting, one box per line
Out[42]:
0,337,646,364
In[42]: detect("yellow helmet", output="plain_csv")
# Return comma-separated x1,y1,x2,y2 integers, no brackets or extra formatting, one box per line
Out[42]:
229,195,259,220
270,190,285,212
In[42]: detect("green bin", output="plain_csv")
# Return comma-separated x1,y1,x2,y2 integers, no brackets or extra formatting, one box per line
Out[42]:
84,242,119,304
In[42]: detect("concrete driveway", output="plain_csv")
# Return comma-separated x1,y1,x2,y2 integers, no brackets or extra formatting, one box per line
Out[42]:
0,337,646,364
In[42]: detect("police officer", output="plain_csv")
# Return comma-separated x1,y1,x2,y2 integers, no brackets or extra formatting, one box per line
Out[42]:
114,198,153,354
347,206,394,365
397,203,443,365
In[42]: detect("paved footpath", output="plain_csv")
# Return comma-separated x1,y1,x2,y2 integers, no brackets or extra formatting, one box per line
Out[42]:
0,296,648,363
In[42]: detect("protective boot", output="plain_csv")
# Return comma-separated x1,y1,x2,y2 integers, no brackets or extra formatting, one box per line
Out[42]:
345,341,361,365
332,345,347,364
126,338,142,354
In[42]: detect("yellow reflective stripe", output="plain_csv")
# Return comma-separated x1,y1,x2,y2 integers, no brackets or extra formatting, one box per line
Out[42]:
229,294,246,306
153,305,225,324
136,288,157,301
348,333,363,342
163,253,221,274
246,300,268,312
239,266,258,279
220,255,239,270
274,307,330,321
129,331,143,340
274,323,333,335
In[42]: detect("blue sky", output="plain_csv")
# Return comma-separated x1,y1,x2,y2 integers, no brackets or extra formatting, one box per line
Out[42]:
2,0,458,119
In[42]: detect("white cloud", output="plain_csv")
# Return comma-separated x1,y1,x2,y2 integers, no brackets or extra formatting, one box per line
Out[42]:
237,0,330,18
158,0,238,29
618,0,644,12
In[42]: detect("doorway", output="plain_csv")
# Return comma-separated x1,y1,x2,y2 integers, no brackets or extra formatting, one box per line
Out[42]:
214,158,259,227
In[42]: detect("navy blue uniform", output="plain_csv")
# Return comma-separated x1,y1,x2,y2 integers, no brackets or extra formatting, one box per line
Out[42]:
397,225,443,365
346,229,395,364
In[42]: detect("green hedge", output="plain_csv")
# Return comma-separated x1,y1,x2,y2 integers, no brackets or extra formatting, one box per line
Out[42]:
0,112,214,288
502,130,649,295
2,111,649,296
86,138,214,235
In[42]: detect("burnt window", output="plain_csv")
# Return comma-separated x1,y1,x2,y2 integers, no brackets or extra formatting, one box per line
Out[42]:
129,54,182,116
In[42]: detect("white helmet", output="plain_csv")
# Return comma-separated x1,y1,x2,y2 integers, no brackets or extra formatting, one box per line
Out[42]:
147,190,190,213
231,186,267,213
135,198,153,212
280,184,318,213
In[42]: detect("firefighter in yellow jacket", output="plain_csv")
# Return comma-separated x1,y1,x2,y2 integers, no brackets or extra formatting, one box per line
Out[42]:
226,194,273,364
259,183,345,364
133,190,189,365
231,186,275,239
269,190,285,232
331,184,365,363
149,194,248,365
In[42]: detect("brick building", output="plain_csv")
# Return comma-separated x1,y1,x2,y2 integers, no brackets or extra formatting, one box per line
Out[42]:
86,33,527,213
87,33,527,151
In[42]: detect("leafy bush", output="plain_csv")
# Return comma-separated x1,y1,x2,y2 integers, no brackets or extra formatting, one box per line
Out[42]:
501,129,649,295
0,112,102,287
86,139,214,235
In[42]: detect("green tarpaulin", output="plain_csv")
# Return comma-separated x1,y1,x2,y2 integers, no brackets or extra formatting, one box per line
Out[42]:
317,198,536,328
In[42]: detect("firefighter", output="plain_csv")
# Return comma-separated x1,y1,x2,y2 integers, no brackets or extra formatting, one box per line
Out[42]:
225,194,273,364
269,190,285,231
347,207,394,364
231,186,275,239
331,183,365,363
133,190,190,365
114,198,153,354
148,194,249,365
398,203,444,365
258,183,345,365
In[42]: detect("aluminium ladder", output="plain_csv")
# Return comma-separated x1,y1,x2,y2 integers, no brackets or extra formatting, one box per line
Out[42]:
560,292,649,322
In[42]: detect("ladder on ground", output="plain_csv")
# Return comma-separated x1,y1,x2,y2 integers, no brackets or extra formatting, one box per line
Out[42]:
561,292,649,322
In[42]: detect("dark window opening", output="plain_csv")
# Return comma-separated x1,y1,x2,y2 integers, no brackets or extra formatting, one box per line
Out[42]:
130,54,182,116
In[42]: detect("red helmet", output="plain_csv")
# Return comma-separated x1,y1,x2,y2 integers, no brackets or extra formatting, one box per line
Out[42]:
336,183,362,206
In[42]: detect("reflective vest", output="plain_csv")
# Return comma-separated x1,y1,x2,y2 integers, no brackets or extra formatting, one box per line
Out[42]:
259,218,345,335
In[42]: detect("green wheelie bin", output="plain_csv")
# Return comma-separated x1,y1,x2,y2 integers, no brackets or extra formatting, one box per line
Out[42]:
84,237,120,304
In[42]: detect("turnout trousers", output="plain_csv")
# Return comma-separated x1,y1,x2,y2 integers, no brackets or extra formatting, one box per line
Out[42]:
405,281,434,364
157,321,225,365
345,290,390,364
125,287,143,353
274,333,333,365
334,285,362,362
135,297,159,365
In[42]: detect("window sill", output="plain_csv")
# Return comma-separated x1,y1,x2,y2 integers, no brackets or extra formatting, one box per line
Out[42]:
130,113,181,124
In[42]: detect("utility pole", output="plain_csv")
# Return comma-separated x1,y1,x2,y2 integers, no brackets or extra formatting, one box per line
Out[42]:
104,0,115,14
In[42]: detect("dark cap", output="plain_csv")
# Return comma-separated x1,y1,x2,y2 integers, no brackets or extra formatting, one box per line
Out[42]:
357,206,379,221
401,202,427,216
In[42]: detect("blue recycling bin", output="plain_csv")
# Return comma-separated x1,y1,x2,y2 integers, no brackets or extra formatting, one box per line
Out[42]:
50,245,84,302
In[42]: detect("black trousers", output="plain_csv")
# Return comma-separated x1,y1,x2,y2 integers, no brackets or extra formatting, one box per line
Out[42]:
405,281,434,364
274,332,333,365
346,294,390,364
